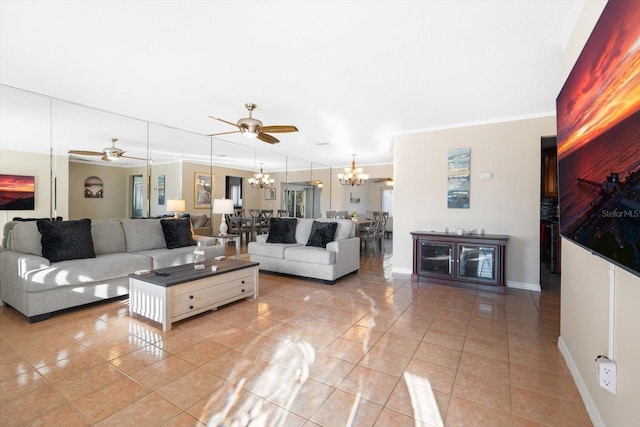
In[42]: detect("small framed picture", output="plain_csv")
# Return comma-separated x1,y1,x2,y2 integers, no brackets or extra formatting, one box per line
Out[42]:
194,172,213,208
265,188,276,200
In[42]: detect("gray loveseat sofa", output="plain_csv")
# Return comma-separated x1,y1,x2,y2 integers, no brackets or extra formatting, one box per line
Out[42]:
0,218,225,321
247,218,360,283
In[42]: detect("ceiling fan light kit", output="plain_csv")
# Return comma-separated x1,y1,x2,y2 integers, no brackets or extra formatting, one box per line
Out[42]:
337,154,369,187
208,103,298,144
69,138,146,162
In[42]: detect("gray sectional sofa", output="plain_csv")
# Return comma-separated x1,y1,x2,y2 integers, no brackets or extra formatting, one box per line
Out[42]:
0,218,225,321
248,218,360,283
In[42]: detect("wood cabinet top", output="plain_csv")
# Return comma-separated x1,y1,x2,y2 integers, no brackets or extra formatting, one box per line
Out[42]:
410,231,509,242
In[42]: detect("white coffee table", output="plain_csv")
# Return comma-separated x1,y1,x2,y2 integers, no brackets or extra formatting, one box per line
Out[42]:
129,259,259,331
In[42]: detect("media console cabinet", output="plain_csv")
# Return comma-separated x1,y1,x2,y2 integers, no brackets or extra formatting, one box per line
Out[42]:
411,231,509,294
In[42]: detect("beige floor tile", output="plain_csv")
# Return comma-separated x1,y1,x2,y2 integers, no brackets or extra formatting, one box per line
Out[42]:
373,332,421,356
412,342,461,369
162,412,208,427
451,371,512,412
109,343,170,374
338,365,399,405
342,324,385,346
154,329,207,354
307,353,356,387
0,380,66,425
156,368,226,409
95,393,181,427
0,370,47,404
458,351,510,383
511,385,590,426
26,403,91,427
130,355,197,390
359,345,412,377
72,376,150,423
89,333,154,361
175,338,231,366
268,377,335,418
404,359,456,394
322,337,371,364
385,376,449,424
200,348,259,382
52,361,126,401
510,364,581,402
373,407,418,426
445,396,512,426
310,389,383,426
422,328,465,351
509,346,564,374
462,336,509,362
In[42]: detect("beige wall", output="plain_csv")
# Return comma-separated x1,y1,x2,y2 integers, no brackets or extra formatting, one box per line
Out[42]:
0,149,69,227
393,116,555,289
558,1,640,426
68,162,127,220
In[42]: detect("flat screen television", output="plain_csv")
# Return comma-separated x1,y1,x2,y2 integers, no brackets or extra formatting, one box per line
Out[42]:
557,0,640,276
0,174,35,211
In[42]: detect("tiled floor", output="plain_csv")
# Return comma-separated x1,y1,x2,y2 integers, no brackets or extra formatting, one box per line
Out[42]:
0,240,591,426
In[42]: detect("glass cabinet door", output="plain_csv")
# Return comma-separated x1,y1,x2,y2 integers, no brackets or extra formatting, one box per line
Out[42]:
458,244,496,282
419,241,453,277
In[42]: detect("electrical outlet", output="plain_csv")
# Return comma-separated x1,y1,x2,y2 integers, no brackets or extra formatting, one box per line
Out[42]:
596,356,617,395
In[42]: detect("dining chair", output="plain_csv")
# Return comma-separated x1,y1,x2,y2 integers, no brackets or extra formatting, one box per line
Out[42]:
326,210,336,218
335,210,349,219
277,209,289,217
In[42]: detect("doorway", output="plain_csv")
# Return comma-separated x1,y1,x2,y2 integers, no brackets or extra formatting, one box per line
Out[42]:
540,136,560,290
131,175,144,218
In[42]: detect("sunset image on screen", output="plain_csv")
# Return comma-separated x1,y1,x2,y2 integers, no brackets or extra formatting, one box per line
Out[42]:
0,174,35,210
557,1,640,159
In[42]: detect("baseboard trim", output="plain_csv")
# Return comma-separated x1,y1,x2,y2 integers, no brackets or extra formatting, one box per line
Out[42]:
557,336,604,427
392,267,413,275
506,280,540,292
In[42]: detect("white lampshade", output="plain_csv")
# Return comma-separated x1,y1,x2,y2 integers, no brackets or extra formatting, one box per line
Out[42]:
167,199,186,218
212,198,234,236
212,198,234,214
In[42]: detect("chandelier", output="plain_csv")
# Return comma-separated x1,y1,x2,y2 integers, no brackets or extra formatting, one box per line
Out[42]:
248,163,275,189
337,154,369,186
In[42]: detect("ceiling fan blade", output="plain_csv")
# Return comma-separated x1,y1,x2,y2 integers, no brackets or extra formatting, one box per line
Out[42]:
122,155,147,161
207,130,242,137
257,132,280,144
209,116,240,129
68,150,103,156
259,125,298,133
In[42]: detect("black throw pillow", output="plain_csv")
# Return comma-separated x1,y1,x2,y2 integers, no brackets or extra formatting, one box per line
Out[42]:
266,218,298,244
37,218,96,262
161,218,195,249
306,221,338,248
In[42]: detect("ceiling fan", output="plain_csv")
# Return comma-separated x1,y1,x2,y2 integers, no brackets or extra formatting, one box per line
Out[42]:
208,103,298,144
68,138,146,162
373,177,394,185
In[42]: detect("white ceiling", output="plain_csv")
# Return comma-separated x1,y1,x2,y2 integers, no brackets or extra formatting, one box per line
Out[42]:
0,0,584,170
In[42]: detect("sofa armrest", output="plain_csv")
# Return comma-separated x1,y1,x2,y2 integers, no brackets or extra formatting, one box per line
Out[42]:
0,250,50,282
256,234,268,243
326,237,361,265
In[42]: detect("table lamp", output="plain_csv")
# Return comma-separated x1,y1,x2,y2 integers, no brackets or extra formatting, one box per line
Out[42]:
212,198,234,235
166,199,186,219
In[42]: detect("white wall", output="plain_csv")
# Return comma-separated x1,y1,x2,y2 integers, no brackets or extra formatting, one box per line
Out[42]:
558,1,640,426
393,116,556,289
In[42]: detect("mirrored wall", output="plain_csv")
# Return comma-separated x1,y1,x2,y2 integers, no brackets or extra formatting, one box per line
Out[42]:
0,84,336,237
